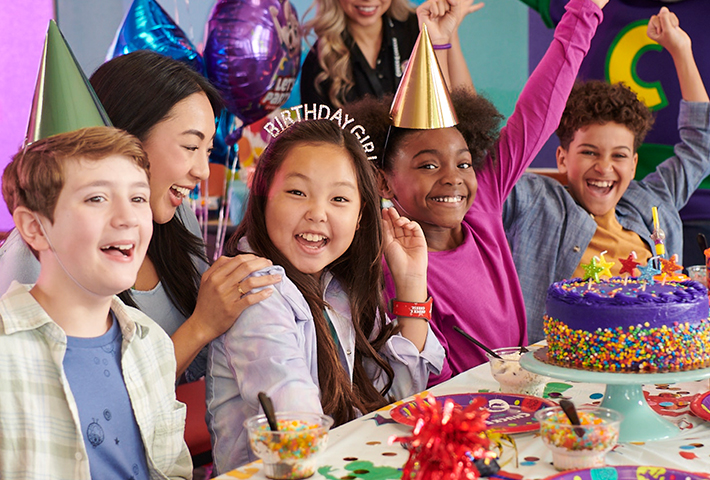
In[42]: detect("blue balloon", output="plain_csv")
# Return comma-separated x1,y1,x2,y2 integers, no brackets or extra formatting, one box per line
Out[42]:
210,109,242,167
111,0,205,74
204,0,301,125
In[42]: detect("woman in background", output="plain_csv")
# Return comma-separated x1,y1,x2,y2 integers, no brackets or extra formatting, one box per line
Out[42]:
300,0,482,108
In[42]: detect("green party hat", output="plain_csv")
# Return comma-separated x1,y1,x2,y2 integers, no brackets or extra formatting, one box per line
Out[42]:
26,20,111,144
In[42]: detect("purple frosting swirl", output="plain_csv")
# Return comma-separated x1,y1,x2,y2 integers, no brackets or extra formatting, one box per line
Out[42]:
546,277,709,331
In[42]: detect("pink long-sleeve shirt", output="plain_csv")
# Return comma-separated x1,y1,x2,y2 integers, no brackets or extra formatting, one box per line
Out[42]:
385,0,603,385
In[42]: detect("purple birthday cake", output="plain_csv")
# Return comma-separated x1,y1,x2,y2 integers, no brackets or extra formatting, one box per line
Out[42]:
543,277,710,372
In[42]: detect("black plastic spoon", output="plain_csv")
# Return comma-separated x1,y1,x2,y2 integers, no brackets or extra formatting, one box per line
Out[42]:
559,399,585,438
453,326,502,359
697,233,708,257
258,391,279,432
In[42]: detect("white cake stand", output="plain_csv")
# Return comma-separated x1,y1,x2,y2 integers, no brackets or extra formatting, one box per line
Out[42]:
520,349,710,443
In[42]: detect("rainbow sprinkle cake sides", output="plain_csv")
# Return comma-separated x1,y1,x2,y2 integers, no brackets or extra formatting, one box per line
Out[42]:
543,277,710,372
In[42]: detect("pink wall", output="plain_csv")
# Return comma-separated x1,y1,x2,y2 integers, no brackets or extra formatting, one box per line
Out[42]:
0,1,55,231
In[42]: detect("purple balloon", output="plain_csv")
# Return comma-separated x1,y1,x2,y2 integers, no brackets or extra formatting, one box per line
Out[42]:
204,0,301,126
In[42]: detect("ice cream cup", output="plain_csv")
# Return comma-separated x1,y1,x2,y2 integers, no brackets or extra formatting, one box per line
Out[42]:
535,406,622,471
486,346,548,396
245,412,333,479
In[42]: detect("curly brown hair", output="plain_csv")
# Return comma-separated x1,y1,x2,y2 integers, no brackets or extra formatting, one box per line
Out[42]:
344,87,503,171
556,80,655,151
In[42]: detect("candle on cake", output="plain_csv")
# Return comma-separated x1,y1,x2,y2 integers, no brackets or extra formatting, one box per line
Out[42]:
650,206,666,260
597,251,615,278
618,251,640,285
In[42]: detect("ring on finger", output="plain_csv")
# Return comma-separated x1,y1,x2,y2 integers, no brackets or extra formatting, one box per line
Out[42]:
238,284,245,296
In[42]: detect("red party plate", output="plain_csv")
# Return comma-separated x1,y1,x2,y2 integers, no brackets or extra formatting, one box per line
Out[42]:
690,390,710,421
543,466,710,480
389,392,555,434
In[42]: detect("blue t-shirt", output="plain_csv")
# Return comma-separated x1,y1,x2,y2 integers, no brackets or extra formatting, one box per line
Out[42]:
63,313,149,480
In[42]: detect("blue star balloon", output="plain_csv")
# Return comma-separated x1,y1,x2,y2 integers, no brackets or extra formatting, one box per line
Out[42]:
110,0,205,74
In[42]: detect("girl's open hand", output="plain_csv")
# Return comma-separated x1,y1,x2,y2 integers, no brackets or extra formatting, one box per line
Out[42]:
416,0,484,46
382,207,428,297
647,7,691,58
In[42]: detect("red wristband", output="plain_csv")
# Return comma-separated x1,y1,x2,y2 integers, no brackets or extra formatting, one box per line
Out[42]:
390,297,433,321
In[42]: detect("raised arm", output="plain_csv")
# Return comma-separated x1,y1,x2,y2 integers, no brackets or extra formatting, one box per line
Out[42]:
381,207,429,351
647,7,708,104
416,0,484,92
640,6,710,210
492,0,605,200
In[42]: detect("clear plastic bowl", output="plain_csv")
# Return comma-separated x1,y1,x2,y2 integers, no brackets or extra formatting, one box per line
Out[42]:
534,405,622,470
244,412,334,479
486,346,548,396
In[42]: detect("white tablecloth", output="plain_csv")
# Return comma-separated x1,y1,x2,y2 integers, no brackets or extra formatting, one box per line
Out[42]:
216,361,710,480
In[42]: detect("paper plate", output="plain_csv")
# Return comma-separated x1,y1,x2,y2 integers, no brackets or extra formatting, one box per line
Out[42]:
389,392,555,434
690,390,710,421
543,466,710,480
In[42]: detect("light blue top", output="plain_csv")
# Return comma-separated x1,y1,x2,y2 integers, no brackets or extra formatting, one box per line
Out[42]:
0,203,209,379
205,240,445,475
64,315,150,480
504,100,710,342
0,282,191,479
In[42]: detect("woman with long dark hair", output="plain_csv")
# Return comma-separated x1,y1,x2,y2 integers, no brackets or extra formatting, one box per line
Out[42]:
0,50,280,381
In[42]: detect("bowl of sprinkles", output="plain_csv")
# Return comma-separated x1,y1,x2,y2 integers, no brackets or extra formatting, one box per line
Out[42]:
534,406,622,471
245,412,334,479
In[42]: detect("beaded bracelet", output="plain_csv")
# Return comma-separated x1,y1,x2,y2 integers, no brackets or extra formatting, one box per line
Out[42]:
432,43,452,50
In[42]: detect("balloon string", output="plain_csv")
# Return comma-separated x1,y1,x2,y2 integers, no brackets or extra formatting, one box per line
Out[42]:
213,146,232,261
201,176,209,244
215,144,240,260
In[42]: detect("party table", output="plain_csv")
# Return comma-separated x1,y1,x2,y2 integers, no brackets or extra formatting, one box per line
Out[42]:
215,359,710,480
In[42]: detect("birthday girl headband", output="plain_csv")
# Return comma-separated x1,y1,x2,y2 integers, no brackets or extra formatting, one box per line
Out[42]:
263,104,377,162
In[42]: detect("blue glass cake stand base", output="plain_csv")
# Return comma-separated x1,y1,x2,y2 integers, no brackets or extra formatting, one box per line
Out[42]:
520,349,710,443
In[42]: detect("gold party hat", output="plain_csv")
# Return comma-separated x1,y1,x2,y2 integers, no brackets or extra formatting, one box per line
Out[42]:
26,20,111,145
389,24,458,129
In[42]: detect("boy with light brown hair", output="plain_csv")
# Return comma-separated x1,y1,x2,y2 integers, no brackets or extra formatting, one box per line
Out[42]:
0,126,192,479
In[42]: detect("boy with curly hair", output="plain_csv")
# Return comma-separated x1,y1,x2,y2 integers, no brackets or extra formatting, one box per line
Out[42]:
504,7,710,342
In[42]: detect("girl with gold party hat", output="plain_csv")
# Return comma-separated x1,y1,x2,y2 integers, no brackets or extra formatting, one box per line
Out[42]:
347,0,608,385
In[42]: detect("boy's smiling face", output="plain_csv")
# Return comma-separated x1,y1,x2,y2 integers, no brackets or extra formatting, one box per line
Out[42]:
380,128,476,240
39,155,153,297
557,121,638,217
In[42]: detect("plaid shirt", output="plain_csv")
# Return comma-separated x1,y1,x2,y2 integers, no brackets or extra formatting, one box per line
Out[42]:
0,282,192,480
504,101,710,342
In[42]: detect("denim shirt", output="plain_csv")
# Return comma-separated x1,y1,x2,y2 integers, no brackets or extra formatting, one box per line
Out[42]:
205,252,445,475
504,101,710,342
